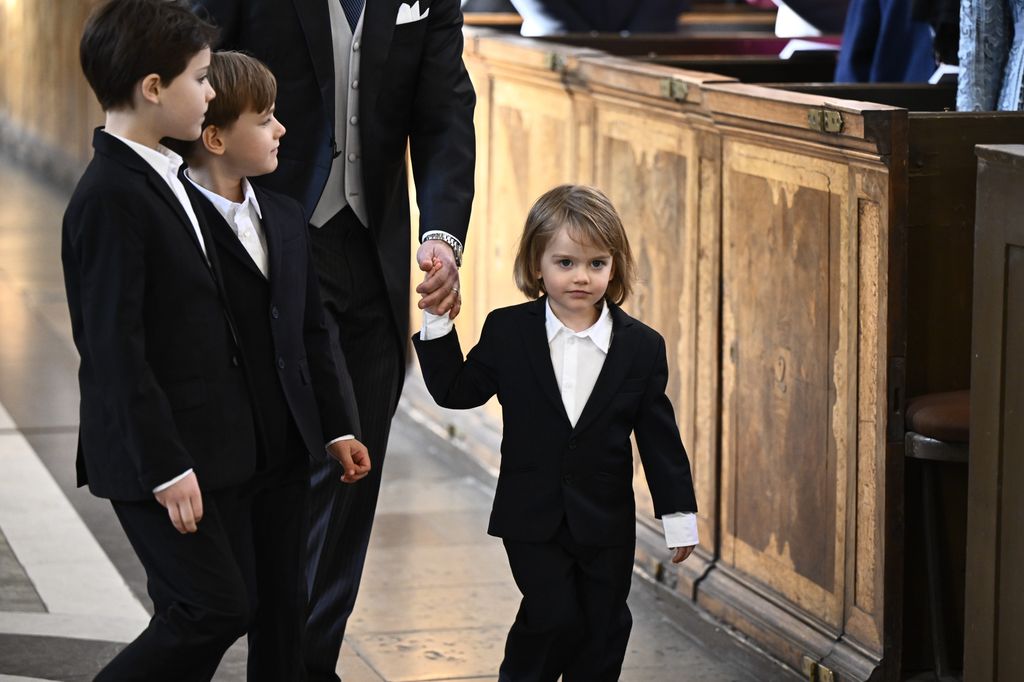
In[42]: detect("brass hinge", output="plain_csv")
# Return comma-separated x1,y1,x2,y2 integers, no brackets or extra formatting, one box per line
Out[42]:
545,52,566,72
801,655,837,682
660,78,690,103
807,109,844,134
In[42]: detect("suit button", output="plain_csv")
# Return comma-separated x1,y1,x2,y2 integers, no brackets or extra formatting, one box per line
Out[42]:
271,306,279,319
231,355,240,367
562,474,573,486
568,439,577,450
277,357,285,369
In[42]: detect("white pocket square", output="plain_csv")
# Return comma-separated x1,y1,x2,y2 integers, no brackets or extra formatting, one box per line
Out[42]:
396,1,429,25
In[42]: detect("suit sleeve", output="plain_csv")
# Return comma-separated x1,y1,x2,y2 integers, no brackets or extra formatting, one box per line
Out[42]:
633,334,698,518
69,198,195,490
409,0,476,247
191,0,242,46
412,314,500,409
299,214,358,445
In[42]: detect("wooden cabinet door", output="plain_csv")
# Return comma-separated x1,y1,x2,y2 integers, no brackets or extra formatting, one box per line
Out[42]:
704,82,904,677
966,145,1024,682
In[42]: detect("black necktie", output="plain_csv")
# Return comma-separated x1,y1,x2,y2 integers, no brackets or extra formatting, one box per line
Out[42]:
340,0,364,31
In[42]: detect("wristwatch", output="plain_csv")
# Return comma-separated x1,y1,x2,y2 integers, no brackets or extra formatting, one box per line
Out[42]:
421,231,463,268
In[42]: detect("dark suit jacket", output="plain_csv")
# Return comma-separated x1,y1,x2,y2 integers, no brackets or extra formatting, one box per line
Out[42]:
194,0,476,344
413,297,698,546
185,181,354,469
61,130,258,500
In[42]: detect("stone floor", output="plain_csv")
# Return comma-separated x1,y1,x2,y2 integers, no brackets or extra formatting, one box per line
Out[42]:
0,159,799,681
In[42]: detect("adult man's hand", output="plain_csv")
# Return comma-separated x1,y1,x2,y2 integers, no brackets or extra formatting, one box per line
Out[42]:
327,438,372,483
154,471,203,534
416,240,461,319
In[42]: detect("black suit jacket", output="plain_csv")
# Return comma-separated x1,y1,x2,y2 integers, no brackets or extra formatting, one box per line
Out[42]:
413,298,698,546
185,180,354,467
194,0,476,344
62,130,258,500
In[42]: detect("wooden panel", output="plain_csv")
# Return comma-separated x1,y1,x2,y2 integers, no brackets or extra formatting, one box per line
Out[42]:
720,138,851,629
966,145,1024,682
487,76,578,310
904,115,1024,398
997,247,1024,679
0,0,104,185
590,101,701,529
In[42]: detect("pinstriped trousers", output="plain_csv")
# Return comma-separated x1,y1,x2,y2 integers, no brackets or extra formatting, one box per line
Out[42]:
305,207,402,682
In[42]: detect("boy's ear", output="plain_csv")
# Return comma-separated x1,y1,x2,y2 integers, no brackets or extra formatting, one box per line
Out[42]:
201,125,226,156
139,74,162,106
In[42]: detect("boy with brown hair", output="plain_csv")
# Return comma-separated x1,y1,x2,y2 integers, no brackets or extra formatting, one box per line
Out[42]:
178,50,371,679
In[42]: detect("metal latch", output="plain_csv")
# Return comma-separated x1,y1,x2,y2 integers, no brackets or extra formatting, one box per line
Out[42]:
545,52,566,72
660,78,689,102
801,655,837,682
807,109,844,134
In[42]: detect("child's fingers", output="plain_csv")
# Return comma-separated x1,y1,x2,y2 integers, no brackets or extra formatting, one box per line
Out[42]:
167,502,185,534
179,500,198,534
191,489,204,524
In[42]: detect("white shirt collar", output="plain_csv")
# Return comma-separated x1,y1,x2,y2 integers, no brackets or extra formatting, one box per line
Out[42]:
185,172,263,221
545,299,613,353
106,130,184,179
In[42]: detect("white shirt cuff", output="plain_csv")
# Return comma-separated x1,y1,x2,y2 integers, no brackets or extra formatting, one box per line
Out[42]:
421,309,455,340
153,468,193,493
325,435,355,449
662,512,699,549
420,230,463,252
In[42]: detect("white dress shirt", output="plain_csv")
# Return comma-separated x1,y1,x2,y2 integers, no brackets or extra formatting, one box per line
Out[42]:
186,174,269,278
422,302,699,548
105,132,207,493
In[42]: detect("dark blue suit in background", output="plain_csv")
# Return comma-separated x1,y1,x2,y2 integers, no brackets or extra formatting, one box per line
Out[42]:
835,0,937,82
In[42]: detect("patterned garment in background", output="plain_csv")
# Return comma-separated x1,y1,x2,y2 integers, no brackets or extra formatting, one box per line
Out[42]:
958,0,1024,110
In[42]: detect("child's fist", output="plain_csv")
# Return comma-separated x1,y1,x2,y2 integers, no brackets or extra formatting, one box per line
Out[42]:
327,438,371,483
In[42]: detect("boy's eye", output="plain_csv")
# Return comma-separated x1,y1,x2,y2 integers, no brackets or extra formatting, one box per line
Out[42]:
558,258,573,268
591,260,607,269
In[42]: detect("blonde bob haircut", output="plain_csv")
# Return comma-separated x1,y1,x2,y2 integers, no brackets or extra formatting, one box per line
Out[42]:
513,184,636,305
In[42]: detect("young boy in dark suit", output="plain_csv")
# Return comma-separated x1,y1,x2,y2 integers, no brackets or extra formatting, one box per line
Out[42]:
175,50,371,679
63,3,367,679
413,185,699,681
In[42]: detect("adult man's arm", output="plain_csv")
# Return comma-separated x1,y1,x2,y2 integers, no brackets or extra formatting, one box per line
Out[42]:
410,0,476,318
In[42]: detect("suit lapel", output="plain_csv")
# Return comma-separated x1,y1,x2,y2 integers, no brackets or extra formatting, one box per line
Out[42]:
94,130,212,268
572,304,635,436
255,187,285,285
360,0,401,117
521,298,571,427
292,0,337,128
